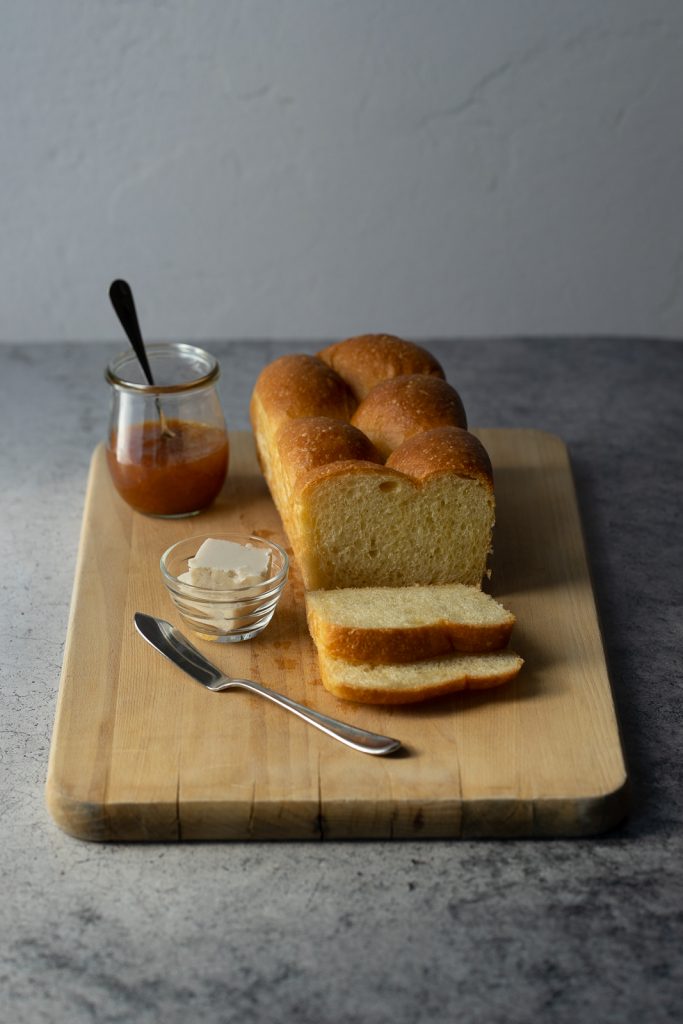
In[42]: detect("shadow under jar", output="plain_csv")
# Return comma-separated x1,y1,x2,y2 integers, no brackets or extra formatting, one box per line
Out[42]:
105,343,229,517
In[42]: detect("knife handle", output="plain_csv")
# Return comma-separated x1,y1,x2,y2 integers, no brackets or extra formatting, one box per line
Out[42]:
210,677,402,756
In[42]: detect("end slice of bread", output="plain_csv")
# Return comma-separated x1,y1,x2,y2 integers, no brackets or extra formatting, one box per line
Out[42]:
317,648,523,704
306,584,515,663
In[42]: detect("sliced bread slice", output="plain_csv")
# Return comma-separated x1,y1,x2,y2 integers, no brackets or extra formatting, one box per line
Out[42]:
317,648,523,704
306,584,515,663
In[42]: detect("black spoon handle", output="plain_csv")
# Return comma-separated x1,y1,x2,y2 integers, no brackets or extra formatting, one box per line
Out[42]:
109,279,155,386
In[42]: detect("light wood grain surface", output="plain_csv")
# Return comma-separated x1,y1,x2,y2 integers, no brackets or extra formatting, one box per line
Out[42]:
45,429,627,840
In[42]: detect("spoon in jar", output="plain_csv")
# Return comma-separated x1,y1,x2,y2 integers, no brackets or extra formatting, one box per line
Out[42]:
109,279,175,438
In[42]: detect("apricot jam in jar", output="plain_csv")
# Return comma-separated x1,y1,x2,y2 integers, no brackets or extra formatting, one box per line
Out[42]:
105,343,229,517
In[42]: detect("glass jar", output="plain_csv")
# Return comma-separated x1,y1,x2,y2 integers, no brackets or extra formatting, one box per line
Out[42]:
105,343,229,517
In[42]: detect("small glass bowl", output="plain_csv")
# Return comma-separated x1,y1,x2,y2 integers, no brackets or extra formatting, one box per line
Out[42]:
160,533,289,642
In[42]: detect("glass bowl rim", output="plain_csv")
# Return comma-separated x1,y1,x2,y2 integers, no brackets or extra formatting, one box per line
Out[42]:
160,532,289,595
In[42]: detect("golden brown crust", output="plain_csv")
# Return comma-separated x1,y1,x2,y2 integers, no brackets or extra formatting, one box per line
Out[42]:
351,375,468,460
296,458,406,499
318,334,445,401
276,417,381,470
387,426,493,490
306,615,514,663
250,354,356,434
292,427,494,499
318,660,522,705
276,418,383,493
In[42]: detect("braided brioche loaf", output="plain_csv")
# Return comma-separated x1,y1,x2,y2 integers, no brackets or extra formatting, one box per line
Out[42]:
250,334,495,591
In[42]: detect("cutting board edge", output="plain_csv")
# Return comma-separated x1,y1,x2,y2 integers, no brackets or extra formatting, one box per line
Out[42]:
45,770,629,842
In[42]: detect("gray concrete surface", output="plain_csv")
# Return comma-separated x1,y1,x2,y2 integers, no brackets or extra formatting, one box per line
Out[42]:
0,338,681,1023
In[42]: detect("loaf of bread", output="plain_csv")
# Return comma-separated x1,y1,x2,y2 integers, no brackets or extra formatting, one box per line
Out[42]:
306,584,515,663
250,334,495,591
317,648,523,704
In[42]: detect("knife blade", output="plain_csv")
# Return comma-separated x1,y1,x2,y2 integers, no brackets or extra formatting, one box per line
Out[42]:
134,612,224,688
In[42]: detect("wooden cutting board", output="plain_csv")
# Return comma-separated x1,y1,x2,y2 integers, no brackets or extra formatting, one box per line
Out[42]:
46,429,627,840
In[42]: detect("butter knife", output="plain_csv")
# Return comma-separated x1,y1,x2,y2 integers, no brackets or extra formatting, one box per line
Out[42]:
134,613,402,756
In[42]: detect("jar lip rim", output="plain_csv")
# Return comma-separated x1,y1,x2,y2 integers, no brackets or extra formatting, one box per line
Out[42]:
105,342,220,394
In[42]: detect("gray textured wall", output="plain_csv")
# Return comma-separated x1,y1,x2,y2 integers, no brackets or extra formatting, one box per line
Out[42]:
2,0,682,342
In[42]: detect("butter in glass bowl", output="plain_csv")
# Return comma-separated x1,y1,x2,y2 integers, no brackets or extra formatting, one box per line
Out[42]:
160,534,289,642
